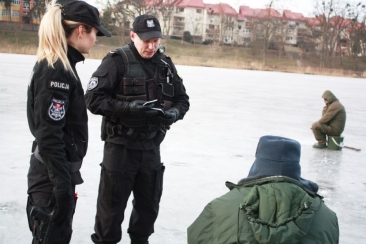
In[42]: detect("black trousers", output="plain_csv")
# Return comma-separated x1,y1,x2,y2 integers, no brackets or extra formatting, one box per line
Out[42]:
91,142,165,244
27,155,76,244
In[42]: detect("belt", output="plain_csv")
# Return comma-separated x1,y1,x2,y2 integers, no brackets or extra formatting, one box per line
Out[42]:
106,122,157,141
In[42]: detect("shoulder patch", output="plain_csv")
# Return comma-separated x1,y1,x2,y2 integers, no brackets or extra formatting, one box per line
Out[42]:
88,77,98,90
48,80,70,91
48,98,66,121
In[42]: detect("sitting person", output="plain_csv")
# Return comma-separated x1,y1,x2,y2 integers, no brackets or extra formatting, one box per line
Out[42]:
187,135,339,244
311,90,346,149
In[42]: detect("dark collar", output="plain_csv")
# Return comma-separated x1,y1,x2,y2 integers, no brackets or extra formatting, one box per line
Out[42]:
67,45,85,67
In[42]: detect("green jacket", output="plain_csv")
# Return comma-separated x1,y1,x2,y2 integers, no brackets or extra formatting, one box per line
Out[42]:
320,90,346,134
187,177,339,244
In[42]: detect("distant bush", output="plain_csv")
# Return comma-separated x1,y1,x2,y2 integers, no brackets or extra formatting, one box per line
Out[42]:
201,40,213,45
183,31,192,43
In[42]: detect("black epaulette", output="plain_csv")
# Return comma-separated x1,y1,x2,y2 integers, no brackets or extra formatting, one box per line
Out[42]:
164,55,171,59
107,51,118,57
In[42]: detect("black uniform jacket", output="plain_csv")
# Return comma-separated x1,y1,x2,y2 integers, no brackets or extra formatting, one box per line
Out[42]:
27,46,88,195
85,42,189,150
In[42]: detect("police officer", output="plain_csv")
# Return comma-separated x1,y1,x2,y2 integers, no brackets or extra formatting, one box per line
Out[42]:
85,14,190,244
26,1,111,243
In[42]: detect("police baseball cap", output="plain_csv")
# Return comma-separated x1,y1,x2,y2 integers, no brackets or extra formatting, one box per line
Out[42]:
133,14,163,41
62,0,111,37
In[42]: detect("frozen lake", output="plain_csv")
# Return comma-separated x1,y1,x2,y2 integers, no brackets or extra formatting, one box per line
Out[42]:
0,53,365,243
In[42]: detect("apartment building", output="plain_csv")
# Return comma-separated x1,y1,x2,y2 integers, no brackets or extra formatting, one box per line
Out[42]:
155,1,308,47
0,0,40,24
2,0,356,54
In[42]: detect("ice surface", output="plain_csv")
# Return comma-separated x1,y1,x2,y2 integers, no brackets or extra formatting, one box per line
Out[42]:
0,53,365,243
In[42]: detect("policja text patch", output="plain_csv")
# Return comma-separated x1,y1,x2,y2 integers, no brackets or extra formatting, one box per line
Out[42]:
48,98,66,121
48,80,70,91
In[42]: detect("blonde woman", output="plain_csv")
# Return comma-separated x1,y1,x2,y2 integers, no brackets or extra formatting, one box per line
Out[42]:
26,0,110,243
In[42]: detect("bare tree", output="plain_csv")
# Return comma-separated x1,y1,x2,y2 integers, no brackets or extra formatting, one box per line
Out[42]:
262,0,277,65
345,2,366,70
1,0,13,23
312,0,347,68
158,0,176,38
97,0,163,45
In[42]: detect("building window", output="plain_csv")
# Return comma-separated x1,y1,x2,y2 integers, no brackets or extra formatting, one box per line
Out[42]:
33,13,39,19
209,24,215,29
196,9,202,13
286,36,293,41
224,36,233,42
226,26,233,31
12,10,20,17
23,1,30,8
13,0,20,5
287,29,293,33
2,10,10,16
176,8,184,13
243,29,251,33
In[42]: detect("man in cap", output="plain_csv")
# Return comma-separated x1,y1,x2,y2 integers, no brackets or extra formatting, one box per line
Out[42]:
85,14,189,244
311,90,346,149
187,135,339,244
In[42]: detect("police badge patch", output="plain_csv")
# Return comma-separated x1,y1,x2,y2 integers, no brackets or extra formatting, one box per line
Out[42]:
88,77,98,90
48,98,65,121
147,19,155,28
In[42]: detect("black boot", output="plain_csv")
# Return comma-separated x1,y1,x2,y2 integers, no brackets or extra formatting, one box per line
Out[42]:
130,235,149,244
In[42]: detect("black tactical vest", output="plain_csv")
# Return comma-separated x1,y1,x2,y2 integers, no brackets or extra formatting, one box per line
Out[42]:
114,45,174,127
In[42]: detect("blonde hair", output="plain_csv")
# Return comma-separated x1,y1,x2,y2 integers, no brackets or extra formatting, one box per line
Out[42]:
37,0,92,77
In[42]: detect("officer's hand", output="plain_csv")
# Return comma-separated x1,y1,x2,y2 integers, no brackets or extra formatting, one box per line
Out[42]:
128,100,158,117
52,193,74,226
148,108,179,126
164,108,179,123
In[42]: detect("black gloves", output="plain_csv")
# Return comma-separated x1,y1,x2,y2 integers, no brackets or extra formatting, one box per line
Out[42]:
52,193,74,226
120,100,158,117
129,100,155,116
148,108,180,126
164,108,179,123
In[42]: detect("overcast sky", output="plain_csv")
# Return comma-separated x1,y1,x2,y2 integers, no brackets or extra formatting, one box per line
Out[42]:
205,0,365,17
87,0,365,18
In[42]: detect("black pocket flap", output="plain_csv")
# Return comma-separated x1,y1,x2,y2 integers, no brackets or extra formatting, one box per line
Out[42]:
159,83,174,97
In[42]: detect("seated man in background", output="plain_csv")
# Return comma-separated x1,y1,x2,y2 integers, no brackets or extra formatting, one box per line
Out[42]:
187,135,339,244
311,90,346,149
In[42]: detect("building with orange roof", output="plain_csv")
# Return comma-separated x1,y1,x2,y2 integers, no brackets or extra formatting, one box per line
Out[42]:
0,0,40,24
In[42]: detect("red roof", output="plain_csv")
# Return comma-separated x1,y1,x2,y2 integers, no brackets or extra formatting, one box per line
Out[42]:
305,17,321,27
330,16,353,28
238,5,281,19
205,3,237,16
218,3,237,16
283,10,304,21
176,0,205,8
238,6,256,19
205,3,221,15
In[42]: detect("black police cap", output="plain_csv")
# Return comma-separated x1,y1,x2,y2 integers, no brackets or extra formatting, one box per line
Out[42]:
62,0,111,37
133,14,163,41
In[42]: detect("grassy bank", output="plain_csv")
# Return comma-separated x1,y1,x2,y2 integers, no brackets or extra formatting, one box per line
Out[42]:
1,29,365,78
